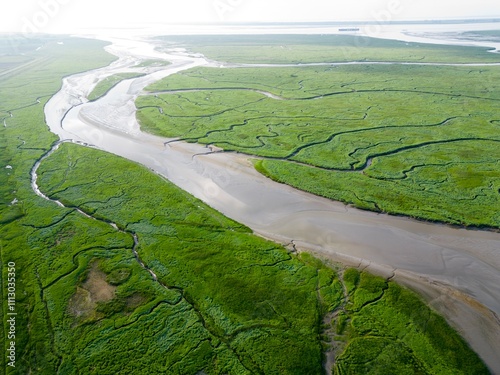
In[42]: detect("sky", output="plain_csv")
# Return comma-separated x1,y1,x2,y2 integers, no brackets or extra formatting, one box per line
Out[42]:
1,0,500,34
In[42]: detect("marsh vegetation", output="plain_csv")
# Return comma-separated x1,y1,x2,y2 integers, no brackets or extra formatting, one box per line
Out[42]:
88,72,146,101
138,53,500,228
0,33,494,374
159,34,500,64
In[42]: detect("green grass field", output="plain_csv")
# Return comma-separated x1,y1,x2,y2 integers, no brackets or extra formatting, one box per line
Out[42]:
159,34,500,64
0,34,492,374
0,35,117,373
87,72,146,101
137,61,500,228
332,269,488,375
134,59,171,68
36,142,345,374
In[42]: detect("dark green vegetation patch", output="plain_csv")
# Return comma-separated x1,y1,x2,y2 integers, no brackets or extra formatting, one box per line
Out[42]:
138,62,500,228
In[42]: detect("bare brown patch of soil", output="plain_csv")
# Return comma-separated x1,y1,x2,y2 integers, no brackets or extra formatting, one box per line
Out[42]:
68,287,94,320
82,263,116,303
126,293,147,310
68,261,117,322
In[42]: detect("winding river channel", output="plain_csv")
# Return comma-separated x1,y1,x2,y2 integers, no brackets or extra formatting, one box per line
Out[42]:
42,29,500,370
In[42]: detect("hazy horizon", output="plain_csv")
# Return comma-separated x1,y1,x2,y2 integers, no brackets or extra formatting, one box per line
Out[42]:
1,0,499,35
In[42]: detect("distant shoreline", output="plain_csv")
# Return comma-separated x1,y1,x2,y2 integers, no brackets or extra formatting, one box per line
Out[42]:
201,18,500,26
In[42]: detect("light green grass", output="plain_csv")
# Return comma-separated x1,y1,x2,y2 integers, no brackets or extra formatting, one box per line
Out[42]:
134,59,171,68
0,34,340,374
0,34,491,374
87,72,145,101
138,63,500,228
37,142,347,374
0,35,118,374
334,270,488,375
159,34,500,64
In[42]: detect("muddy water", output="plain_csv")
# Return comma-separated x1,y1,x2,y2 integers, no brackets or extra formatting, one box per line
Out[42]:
44,33,500,370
